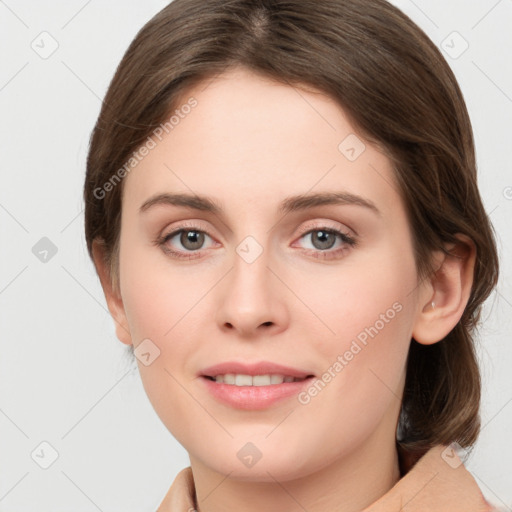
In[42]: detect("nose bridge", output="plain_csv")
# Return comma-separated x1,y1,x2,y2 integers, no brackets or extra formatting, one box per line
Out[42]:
215,229,286,334
229,209,273,282
230,232,273,304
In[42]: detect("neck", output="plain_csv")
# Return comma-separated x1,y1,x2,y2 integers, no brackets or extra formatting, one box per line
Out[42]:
189,432,401,512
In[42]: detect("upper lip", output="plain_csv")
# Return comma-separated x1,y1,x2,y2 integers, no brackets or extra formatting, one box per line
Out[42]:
200,361,315,379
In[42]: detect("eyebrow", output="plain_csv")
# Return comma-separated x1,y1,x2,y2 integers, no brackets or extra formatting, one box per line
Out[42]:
139,191,381,217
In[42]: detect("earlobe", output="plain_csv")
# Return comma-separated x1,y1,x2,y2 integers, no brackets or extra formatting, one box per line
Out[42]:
91,240,133,346
412,234,476,345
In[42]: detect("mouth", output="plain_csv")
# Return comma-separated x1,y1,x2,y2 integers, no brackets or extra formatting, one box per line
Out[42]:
200,361,315,383
199,370,315,411
202,374,315,386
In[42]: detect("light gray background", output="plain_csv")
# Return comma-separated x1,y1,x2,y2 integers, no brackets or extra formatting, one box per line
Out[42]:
0,1,511,510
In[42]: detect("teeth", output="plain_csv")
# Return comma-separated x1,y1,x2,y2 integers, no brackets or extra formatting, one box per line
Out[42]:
236,374,253,386
213,374,304,386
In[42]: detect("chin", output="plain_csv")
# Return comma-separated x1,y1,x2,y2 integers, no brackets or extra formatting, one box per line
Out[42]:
193,439,321,483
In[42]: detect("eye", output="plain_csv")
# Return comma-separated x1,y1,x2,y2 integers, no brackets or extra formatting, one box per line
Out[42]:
156,225,216,260
155,222,357,261
295,225,357,260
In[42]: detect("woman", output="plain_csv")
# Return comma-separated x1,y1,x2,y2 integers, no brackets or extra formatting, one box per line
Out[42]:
83,0,501,510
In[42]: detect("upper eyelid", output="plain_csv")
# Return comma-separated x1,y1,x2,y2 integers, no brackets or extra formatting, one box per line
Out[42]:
162,220,352,239
296,219,354,237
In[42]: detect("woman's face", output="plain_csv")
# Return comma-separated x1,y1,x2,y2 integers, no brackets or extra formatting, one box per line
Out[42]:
115,67,427,481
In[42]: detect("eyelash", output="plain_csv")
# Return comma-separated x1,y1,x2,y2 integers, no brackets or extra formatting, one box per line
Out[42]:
154,222,358,261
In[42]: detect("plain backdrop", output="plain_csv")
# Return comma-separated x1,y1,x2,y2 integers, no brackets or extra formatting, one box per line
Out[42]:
0,1,511,510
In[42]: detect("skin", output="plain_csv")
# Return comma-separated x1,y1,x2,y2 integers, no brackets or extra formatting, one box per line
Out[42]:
93,66,476,512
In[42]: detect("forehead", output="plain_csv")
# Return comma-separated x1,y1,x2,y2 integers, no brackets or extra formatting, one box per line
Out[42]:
122,67,402,220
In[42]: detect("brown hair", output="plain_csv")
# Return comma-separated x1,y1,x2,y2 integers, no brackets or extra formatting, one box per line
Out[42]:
84,0,499,453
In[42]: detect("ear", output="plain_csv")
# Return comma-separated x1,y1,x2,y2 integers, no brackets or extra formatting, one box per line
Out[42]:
91,240,133,346
412,234,476,345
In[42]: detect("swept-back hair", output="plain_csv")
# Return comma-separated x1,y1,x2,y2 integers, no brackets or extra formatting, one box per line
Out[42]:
84,0,499,453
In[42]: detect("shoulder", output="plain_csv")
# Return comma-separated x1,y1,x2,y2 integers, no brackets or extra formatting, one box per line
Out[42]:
364,444,499,512
156,466,196,512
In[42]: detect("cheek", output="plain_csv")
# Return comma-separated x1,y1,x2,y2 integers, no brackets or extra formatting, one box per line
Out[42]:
299,242,416,410
118,240,215,408
293,270,413,465
119,259,204,436
303,240,416,350
119,233,208,340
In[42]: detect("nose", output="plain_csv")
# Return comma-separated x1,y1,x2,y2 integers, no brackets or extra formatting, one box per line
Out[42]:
215,240,289,338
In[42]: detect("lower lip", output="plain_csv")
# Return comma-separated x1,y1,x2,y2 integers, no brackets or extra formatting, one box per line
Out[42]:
200,376,315,410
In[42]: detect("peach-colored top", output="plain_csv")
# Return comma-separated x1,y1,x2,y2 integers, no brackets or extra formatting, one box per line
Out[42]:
157,445,500,511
